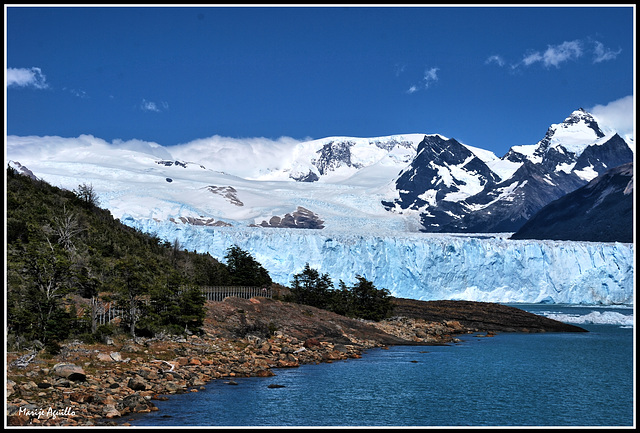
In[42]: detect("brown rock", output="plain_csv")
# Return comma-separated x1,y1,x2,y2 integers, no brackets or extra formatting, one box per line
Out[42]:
276,359,299,368
303,338,320,348
7,414,30,426
103,404,121,419
96,353,113,362
127,377,148,391
164,381,184,393
70,391,94,403
52,363,86,381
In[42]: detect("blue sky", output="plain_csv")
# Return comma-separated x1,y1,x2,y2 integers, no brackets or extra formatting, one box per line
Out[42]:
5,5,635,157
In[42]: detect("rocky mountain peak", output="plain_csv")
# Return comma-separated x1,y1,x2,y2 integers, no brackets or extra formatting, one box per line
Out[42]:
536,109,605,156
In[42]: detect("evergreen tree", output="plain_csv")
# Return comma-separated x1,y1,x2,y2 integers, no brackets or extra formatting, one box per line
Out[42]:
289,263,334,310
286,264,393,321
224,245,272,287
113,256,153,336
177,285,207,333
347,275,393,321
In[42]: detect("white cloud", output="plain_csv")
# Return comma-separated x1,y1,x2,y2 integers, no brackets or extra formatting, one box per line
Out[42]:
6,133,306,179
140,99,169,112
406,67,439,94
542,40,583,67
592,41,622,63
485,55,505,67
502,38,620,70
520,40,583,68
6,67,49,89
169,135,303,178
521,51,543,67
423,67,439,87
588,95,634,138
6,134,174,162
64,87,89,98
395,63,406,77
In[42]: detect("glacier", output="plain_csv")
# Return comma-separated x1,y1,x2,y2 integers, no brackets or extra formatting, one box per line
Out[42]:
6,128,635,307
123,217,634,305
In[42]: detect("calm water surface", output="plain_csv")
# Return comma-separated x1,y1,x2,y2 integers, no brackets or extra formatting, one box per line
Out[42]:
124,305,634,427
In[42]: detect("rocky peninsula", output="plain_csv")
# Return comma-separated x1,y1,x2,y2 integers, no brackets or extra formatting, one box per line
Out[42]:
6,297,586,426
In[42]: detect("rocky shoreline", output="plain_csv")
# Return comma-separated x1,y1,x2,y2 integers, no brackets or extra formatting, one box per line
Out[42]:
5,297,586,426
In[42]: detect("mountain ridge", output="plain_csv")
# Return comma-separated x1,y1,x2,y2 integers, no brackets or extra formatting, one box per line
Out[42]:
510,162,634,243
5,108,634,238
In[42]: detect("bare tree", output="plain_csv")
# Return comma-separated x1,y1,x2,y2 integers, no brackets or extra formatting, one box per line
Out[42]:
74,183,99,207
51,204,84,252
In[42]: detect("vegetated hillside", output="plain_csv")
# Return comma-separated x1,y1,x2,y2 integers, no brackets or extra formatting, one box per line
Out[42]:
6,166,231,350
510,162,634,243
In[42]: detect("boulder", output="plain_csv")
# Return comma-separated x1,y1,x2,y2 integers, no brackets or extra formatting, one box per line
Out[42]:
103,404,121,419
303,338,320,348
119,393,150,412
70,391,94,403
7,414,29,426
52,363,86,381
164,381,184,393
127,377,148,391
96,353,112,362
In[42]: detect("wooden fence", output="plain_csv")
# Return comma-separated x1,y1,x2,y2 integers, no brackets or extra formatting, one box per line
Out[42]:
91,298,125,327
201,286,272,301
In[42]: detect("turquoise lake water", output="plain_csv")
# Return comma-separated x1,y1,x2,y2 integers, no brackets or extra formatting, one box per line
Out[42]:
123,304,634,427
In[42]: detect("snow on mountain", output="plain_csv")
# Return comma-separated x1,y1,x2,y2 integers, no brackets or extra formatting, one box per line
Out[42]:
5,133,427,233
5,110,635,305
385,109,634,233
167,133,425,183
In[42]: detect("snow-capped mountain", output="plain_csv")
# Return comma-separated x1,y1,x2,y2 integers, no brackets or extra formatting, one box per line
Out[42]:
5,133,427,233
383,109,634,233
168,134,424,183
5,109,633,235
5,109,634,305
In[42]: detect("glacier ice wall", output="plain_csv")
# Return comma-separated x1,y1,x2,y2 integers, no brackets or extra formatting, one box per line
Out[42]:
123,216,634,305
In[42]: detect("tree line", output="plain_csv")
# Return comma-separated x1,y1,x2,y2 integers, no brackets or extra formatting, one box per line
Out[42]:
285,263,393,321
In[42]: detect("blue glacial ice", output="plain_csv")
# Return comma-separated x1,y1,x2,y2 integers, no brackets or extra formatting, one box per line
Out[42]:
123,216,634,306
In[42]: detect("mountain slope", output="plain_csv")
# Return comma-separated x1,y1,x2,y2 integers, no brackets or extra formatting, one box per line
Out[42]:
510,162,634,242
384,109,634,233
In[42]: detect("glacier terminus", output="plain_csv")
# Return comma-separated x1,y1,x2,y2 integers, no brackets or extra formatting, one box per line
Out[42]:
124,217,633,305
